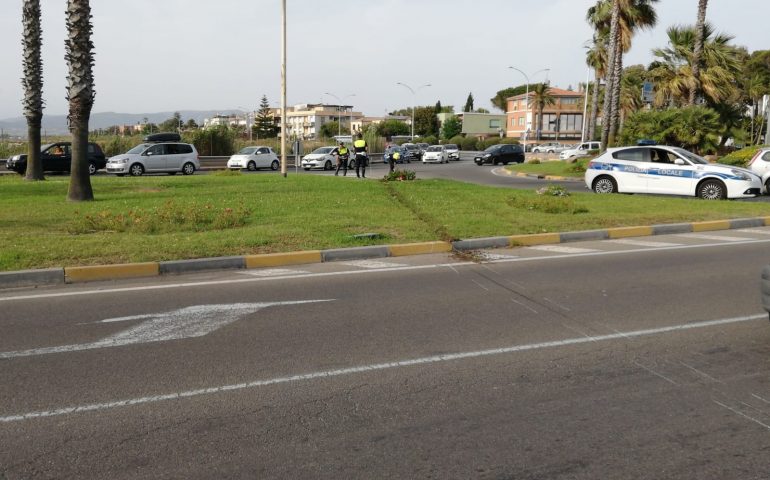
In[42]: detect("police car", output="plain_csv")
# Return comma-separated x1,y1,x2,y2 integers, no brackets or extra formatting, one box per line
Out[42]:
585,145,761,200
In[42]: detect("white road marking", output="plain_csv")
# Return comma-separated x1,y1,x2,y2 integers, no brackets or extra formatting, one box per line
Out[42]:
477,253,519,261
677,234,753,242
471,279,490,291
4,238,770,303
713,400,770,431
526,245,598,254
341,260,408,269
0,300,333,359
609,239,682,248
0,313,764,423
752,394,770,404
679,361,724,384
633,360,680,386
736,229,770,235
240,268,309,277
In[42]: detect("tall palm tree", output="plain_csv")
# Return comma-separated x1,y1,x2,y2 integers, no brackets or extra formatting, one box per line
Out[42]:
21,0,44,181
584,31,609,141
531,83,555,141
689,0,709,105
65,0,95,202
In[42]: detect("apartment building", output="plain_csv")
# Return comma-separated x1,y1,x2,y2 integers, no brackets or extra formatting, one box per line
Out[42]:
273,104,364,139
506,87,586,148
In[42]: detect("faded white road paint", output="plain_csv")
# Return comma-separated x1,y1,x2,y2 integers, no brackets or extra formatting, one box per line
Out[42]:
527,245,598,254
478,253,519,261
609,239,682,248
0,300,333,359
677,234,752,242
341,260,408,269
0,313,764,423
240,268,309,277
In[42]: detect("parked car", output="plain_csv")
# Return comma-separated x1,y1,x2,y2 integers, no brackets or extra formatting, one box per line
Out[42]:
301,146,339,171
444,144,460,160
227,146,280,171
416,143,430,157
422,145,448,164
401,143,422,161
6,142,106,175
532,142,564,154
474,144,525,166
106,142,199,176
560,141,601,160
383,145,408,164
746,147,770,194
585,145,761,199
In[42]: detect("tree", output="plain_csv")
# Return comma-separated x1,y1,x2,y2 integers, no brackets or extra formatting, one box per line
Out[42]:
464,93,474,112
65,0,95,202
441,116,462,140
185,118,199,129
254,95,278,138
375,119,410,138
490,85,528,112
475,108,490,114
690,0,708,105
532,83,555,140
413,106,440,137
159,112,182,132
318,120,349,139
619,106,721,153
22,0,44,181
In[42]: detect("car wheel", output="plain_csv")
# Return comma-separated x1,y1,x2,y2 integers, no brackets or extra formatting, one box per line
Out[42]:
88,163,97,175
547,149,554,154
324,160,332,171
593,176,617,194
697,179,726,200
247,161,257,171
349,159,356,169
475,159,482,166
182,162,195,175
271,160,279,171
129,163,144,176
764,179,770,195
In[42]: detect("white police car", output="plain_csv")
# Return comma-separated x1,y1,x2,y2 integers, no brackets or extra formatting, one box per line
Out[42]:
585,145,761,200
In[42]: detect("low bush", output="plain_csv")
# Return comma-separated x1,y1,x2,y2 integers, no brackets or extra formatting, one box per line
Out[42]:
461,136,480,151
383,169,416,181
719,145,768,167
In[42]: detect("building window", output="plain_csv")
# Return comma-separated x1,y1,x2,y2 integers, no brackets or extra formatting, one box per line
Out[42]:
511,118,516,127
518,117,525,126
559,114,583,132
489,119,501,129
561,97,579,105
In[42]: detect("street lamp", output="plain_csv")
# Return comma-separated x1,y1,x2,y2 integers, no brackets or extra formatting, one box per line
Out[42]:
508,67,549,145
280,0,287,177
324,92,356,138
396,82,431,140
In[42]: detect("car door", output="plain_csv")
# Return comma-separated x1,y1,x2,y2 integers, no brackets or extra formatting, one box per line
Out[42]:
255,147,272,168
143,144,167,171
43,144,70,172
645,148,695,195
610,147,649,193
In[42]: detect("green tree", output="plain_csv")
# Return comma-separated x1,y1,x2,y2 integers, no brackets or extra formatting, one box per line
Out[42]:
414,106,439,137
318,120,349,139
441,116,462,140
65,0,96,202
375,119,410,137
619,106,721,153
185,118,199,129
22,0,44,181
475,108,490,114
490,85,528,112
463,93,474,112
254,95,278,138
532,83,555,140
159,112,182,132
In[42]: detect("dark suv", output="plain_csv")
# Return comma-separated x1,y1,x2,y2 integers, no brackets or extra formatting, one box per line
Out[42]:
474,144,525,165
5,142,107,175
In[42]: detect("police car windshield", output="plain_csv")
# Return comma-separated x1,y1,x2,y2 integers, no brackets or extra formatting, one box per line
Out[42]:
238,147,258,155
672,147,708,165
127,144,151,155
312,147,335,154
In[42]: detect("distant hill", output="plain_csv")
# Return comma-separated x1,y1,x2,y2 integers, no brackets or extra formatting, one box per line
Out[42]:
0,110,243,137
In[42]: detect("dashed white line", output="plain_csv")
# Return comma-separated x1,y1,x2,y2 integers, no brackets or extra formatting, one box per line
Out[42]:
341,260,408,269
713,400,770,431
677,234,753,242
609,239,682,248
240,268,309,277
1,313,764,423
527,245,599,254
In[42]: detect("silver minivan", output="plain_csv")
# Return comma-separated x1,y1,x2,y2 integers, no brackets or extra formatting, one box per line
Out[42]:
106,142,200,176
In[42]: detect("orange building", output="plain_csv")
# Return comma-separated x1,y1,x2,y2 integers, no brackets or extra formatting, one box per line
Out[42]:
506,87,587,148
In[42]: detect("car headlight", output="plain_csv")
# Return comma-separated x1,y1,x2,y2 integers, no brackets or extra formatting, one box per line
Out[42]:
730,169,752,181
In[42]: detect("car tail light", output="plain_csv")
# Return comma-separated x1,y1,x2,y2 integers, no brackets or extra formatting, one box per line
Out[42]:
748,151,763,166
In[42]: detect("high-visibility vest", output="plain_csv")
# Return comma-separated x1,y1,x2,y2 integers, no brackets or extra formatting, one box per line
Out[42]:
354,139,367,152
338,147,349,156
392,151,401,160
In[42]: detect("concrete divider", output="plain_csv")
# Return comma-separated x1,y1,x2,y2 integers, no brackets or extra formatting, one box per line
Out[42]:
65,262,159,283
245,251,322,268
389,241,452,257
607,226,653,239
452,237,510,251
321,245,389,262
560,229,609,243
0,268,64,288
691,220,731,232
159,256,245,275
509,233,561,246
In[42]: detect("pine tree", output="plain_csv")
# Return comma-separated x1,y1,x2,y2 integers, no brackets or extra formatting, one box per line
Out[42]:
254,95,278,139
463,92,474,112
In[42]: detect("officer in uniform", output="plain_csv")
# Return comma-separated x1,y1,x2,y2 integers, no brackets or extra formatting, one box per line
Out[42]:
335,141,350,176
353,133,368,178
389,149,400,173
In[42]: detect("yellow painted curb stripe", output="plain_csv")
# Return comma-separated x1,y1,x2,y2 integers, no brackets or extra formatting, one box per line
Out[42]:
762,216,770,227
245,251,322,268
545,176,565,181
65,263,159,283
607,226,653,239
691,220,730,232
389,241,453,257
509,233,561,246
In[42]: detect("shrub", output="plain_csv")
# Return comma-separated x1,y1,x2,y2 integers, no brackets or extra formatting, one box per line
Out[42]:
383,169,416,181
506,194,587,215
719,145,768,167
461,136,480,151
568,158,591,174
536,184,570,197
528,159,541,164
449,135,465,148
418,135,437,145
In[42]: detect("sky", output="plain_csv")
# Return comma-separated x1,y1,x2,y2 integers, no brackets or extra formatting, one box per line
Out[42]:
0,0,768,121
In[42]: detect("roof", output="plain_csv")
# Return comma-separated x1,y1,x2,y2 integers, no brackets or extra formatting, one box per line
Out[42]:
507,87,582,100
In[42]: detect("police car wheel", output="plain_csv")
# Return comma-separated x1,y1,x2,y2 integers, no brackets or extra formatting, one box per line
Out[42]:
697,179,726,200
593,176,617,194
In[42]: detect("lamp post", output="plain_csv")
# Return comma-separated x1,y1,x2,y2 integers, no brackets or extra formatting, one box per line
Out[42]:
396,82,431,140
280,0,287,177
324,92,356,138
508,67,549,146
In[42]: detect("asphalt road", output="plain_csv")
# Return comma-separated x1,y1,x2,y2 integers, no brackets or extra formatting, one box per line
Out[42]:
2,229,770,478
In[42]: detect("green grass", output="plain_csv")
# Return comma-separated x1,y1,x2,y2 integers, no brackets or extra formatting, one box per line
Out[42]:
0,173,769,271
506,160,585,177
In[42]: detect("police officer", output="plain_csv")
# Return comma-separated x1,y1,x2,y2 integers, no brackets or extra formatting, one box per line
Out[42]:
335,141,350,176
353,133,368,178
389,148,401,173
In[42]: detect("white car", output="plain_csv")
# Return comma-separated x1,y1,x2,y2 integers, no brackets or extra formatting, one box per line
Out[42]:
422,145,448,164
560,141,601,160
444,144,460,160
227,146,280,171
301,146,339,171
532,142,566,154
746,147,770,193
106,142,199,176
585,145,761,199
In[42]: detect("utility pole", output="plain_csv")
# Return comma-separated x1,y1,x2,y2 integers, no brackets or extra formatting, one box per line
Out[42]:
280,0,287,177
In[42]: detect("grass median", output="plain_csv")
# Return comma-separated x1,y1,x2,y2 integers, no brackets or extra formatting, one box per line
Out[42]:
1,172,768,271
507,160,586,178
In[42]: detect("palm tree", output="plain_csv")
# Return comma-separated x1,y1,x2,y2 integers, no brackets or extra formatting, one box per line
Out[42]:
65,0,95,202
584,31,609,141
689,0,709,105
21,0,44,181
531,83,554,141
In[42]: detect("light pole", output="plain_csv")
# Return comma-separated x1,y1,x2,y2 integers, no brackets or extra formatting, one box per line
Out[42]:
280,0,287,177
396,82,431,140
508,67,549,146
324,92,356,138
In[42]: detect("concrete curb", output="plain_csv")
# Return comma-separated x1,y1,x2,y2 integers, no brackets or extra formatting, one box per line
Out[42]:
3,216,770,289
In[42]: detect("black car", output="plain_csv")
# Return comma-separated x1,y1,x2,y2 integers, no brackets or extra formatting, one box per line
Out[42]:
474,144,525,166
383,145,409,164
5,142,107,175
400,143,422,161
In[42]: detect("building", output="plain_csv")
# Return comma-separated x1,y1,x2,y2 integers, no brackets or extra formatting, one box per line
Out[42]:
203,114,246,129
506,87,586,148
271,104,364,139
459,112,507,139
350,115,411,135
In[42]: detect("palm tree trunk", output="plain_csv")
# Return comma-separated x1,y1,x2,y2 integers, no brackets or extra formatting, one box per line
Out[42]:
588,72,601,141
22,0,44,181
600,0,620,151
689,0,708,106
65,0,95,202
608,38,623,146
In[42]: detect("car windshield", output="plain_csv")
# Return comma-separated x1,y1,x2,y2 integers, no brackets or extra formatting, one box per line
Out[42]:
238,147,258,155
41,143,54,151
445,144,457,149
427,146,442,152
484,145,503,152
312,147,335,154
403,144,417,150
672,147,708,165
126,143,151,155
